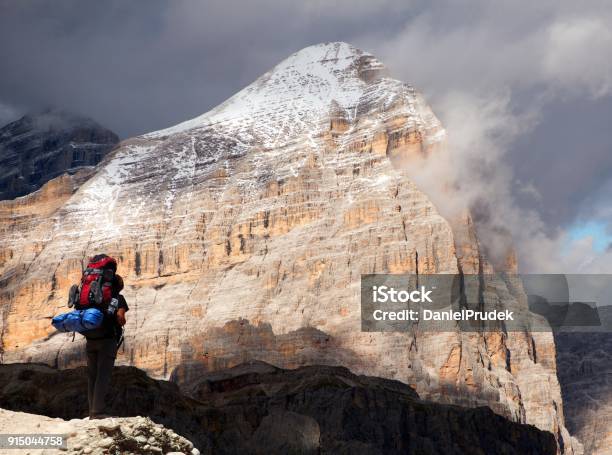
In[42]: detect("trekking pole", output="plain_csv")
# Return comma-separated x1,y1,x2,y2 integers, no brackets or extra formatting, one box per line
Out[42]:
117,328,125,350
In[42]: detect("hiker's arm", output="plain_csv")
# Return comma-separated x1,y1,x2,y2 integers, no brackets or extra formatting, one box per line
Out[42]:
115,294,128,326
116,307,126,326
117,294,129,311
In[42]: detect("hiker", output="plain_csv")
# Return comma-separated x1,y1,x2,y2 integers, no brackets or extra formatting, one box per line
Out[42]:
80,254,129,419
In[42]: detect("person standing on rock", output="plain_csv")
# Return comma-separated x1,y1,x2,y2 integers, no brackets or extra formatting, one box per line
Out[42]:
80,254,129,419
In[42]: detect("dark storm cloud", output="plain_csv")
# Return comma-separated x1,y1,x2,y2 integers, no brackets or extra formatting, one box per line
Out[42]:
512,97,612,228
0,0,417,137
355,0,612,271
1,0,611,271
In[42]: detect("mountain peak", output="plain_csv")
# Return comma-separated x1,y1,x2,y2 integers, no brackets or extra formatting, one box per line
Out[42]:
280,41,370,70
147,42,389,142
273,41,388,83
285,41,362,60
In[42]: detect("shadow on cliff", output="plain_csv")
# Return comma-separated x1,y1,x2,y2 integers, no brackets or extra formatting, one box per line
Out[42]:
554,306,612,454
0,360,557,454
167,318,364,380
11,318,364,377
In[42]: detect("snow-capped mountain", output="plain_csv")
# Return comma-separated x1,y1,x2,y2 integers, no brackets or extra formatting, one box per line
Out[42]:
0,42,579,452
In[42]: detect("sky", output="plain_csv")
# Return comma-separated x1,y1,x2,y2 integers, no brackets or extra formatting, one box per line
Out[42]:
1,0,611,273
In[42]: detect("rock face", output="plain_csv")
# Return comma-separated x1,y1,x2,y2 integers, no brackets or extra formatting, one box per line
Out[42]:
0,362,205,450
0,408,197,455
0,362,557,454
0,109,118,200
0,42,577,451
555,308,612,455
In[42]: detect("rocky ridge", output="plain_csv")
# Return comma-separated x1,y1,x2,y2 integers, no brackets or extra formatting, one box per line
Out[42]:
0,362,557,454
0,42,578,452
0,409,197,455
555,308,612,455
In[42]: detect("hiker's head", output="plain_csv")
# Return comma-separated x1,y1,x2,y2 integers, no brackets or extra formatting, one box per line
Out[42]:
113,274,124,293
90,254,117,272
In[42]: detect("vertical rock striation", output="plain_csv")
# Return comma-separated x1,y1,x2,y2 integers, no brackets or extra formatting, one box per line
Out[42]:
555,309,612,455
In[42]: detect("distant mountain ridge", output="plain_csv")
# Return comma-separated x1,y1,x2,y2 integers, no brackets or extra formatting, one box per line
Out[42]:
0,109,118,200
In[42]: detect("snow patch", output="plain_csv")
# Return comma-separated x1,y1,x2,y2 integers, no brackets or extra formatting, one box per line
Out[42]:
146,43,375,148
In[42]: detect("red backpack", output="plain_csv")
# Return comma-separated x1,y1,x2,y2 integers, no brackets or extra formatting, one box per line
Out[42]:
68,254,118,310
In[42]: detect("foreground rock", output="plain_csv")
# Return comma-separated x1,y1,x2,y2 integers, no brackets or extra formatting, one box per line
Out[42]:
0,409,196,455
0,362,556,454
0,109,118,200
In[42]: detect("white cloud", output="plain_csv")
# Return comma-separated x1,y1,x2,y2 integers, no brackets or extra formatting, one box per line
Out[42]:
358,0,612,273
544,17,612,98
0,102,20,127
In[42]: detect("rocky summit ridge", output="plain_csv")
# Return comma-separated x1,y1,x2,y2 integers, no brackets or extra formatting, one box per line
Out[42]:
0,42,580,452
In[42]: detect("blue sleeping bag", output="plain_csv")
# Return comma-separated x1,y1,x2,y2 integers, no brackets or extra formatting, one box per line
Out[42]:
51,308,104,333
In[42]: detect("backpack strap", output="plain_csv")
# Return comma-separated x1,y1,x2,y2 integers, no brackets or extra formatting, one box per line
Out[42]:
83,268,104,276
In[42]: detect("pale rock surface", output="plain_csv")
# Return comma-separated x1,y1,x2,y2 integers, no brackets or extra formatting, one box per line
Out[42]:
0,408,196,455
0,42,579,452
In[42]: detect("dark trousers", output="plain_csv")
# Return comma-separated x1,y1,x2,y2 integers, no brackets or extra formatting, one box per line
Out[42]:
86,337,117,417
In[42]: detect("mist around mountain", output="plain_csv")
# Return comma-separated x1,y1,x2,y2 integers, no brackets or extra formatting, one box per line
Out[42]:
0,109,118,200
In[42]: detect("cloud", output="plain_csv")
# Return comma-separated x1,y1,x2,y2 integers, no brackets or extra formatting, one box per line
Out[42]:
544,17,612,98
358,0,612,272
0,102,21,127
0,0,415,137
516,182,542,202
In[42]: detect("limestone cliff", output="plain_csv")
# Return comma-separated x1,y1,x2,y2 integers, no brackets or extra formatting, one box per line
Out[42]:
0,42,578,452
